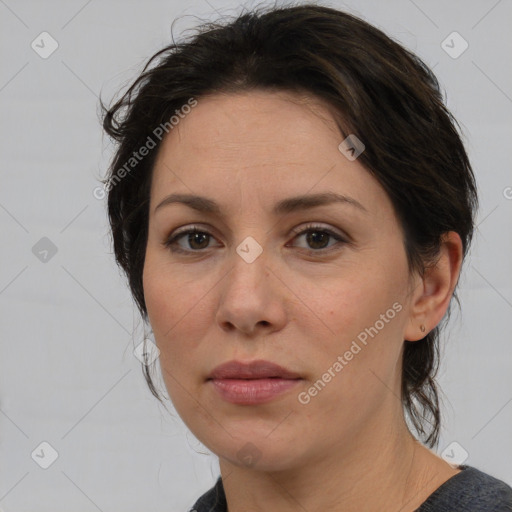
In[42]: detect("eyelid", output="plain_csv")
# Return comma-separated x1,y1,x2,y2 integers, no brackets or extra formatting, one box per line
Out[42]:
289,222,347,240
170,223,214,238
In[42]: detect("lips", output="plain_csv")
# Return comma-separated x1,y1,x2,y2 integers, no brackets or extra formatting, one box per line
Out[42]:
207,359,301,380
207,360,302,405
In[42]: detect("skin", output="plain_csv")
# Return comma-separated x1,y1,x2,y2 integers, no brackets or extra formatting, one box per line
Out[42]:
142,90,463,512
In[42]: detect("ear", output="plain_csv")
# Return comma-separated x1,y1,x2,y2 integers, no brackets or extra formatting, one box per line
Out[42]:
404,231,463,342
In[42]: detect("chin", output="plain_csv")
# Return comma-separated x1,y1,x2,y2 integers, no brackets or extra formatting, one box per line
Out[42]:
210,434,304,472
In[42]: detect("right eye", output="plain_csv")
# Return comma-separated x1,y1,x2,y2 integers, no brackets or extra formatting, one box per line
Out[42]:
163,226,221,254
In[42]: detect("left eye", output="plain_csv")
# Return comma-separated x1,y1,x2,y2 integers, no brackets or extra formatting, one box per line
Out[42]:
288,225,346,252
163,225,347,254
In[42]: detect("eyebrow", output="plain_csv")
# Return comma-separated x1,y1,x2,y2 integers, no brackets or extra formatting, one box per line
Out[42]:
154,191,368,216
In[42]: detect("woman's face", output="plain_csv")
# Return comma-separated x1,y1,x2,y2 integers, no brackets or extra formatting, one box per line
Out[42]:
143,90,420,470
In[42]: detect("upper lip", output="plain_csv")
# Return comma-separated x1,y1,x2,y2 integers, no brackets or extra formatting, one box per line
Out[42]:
207,360,302,380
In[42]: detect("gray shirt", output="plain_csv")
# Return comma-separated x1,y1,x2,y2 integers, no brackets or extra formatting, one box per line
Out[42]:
190,465,512,511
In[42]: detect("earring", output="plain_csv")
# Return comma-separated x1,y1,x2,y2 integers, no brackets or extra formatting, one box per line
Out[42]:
420,324,426,333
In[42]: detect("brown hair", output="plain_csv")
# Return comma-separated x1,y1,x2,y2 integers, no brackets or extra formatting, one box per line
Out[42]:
100,3,478,448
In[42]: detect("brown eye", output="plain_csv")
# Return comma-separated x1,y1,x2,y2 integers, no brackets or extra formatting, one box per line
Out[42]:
289,224,348,254
185,232,210,250
304,230,331,250
164,227,219,254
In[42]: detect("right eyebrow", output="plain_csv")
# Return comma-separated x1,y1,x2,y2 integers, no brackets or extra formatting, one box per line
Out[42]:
154,193,221,215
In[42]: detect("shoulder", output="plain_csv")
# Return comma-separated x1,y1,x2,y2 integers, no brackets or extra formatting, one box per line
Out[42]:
188,467,512,512
417,465,512,512
189,476,226,512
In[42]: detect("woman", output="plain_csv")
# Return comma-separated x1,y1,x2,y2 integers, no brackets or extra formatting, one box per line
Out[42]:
100,4,512,511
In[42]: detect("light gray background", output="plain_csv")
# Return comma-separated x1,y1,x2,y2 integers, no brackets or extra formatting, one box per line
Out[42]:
1,0,511,510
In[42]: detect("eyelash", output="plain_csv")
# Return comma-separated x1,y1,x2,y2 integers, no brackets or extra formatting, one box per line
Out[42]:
163,223,348,256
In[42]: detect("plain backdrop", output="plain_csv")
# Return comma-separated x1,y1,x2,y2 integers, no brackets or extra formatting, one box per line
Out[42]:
1,0,511,510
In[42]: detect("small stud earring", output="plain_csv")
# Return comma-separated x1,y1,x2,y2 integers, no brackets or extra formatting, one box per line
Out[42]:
420,324,426,333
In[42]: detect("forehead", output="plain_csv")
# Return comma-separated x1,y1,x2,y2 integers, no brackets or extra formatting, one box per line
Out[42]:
149,90,390,220
157,90,341,159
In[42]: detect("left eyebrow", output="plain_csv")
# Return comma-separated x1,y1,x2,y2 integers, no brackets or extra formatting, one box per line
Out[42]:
272,192,368,215
153,191,368,216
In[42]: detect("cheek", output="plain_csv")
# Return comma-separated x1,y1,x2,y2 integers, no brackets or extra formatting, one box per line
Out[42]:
302,261,406,397
143,264,207,414
143,246,205,328
313,260,403,340
142,256,209,372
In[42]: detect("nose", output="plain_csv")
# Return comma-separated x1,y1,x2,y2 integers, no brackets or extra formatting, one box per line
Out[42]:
215,247,288,337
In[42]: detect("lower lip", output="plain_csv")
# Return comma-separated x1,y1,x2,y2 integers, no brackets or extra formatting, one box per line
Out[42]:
209,378,301,405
